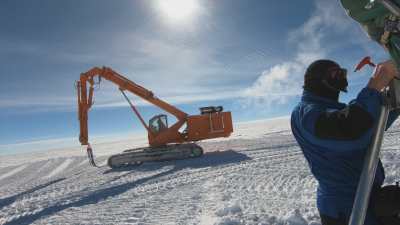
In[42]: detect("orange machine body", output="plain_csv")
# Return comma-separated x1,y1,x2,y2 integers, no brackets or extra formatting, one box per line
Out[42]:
77,67,233,148
186,113,233,141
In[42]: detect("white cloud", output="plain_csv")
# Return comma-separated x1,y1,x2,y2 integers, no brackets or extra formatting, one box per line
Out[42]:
0,96,75,108
242,0,360,107
243,62,303,104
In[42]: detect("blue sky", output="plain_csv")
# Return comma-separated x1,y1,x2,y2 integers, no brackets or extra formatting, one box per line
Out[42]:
0,0,391,154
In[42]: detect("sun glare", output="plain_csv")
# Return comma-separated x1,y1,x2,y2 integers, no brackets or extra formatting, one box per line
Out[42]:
157,0,200,23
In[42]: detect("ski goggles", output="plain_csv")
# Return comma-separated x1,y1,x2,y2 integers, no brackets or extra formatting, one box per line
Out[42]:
327,67,347,80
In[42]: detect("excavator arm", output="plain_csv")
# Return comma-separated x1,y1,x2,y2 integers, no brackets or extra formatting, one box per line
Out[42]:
77,67,188,146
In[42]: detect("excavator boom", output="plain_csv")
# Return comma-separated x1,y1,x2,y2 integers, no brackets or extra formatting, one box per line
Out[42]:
77,67,188,146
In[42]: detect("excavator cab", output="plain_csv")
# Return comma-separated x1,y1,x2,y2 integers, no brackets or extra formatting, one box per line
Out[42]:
149,114,168,134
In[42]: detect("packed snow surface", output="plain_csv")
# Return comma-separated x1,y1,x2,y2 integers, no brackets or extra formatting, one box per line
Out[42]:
1,117,400,225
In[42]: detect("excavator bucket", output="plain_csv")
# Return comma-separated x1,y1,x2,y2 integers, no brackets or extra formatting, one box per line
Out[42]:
86,144,98,167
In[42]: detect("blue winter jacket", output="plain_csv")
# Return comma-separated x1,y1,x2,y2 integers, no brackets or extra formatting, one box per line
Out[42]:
291,87,399,225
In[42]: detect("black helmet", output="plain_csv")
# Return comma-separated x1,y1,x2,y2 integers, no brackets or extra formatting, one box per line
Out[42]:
304,59,348,100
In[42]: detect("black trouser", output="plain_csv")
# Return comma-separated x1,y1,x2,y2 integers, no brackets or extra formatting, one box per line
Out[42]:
320,185,400,225
320,214,347,225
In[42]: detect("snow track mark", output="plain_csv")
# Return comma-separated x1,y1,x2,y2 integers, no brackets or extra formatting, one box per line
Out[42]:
0,165,28,181
44,158,73,179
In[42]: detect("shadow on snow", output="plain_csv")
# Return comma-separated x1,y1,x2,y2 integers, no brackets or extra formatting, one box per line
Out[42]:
5,149,250,225
0,178,66,211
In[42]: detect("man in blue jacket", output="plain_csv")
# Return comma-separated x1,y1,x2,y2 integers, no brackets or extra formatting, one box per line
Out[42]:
291,59,400,225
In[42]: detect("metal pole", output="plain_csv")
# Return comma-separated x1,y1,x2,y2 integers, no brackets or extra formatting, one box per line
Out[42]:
348,101,390,225
348,1,400,224
376,0,400,17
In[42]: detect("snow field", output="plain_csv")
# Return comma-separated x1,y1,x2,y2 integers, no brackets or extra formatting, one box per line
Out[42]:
0,118,399,225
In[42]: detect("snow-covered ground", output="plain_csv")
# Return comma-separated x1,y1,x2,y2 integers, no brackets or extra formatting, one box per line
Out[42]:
1,117,400,225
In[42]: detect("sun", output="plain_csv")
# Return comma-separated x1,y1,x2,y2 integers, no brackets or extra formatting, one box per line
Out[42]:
157,0,200,23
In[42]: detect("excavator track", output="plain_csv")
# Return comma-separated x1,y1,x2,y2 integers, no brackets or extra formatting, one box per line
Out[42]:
107,143,203,168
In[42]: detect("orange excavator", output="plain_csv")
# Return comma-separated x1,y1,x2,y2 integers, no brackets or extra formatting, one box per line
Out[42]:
77,67,233,168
